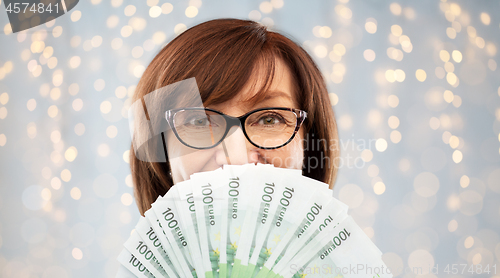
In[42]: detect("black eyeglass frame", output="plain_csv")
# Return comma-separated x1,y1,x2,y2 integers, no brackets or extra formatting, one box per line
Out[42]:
165,107,307,150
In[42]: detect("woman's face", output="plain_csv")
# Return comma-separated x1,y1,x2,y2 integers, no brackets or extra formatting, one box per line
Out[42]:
167,58,304,184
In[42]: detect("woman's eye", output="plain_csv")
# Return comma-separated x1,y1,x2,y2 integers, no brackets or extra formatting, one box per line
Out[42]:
189,117,209,126
258,115,282,125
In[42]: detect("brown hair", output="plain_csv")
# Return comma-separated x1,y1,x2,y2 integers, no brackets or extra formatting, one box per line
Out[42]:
130,18,339,215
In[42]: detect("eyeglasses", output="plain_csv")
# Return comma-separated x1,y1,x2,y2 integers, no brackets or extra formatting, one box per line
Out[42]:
165,107,307,150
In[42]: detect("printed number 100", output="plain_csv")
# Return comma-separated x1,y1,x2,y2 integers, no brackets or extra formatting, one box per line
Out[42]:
331,229,351,249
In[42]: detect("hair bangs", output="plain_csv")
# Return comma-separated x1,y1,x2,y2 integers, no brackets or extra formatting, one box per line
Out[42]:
238,50,279,108
201,43,282,110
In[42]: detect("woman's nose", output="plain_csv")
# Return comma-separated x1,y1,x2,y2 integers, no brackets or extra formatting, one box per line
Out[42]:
214,126,260,166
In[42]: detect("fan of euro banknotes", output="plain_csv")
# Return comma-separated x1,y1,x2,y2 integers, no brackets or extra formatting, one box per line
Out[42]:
117,163,392,278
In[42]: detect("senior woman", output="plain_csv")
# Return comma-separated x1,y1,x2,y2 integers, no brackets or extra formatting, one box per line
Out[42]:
129,18,339,215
